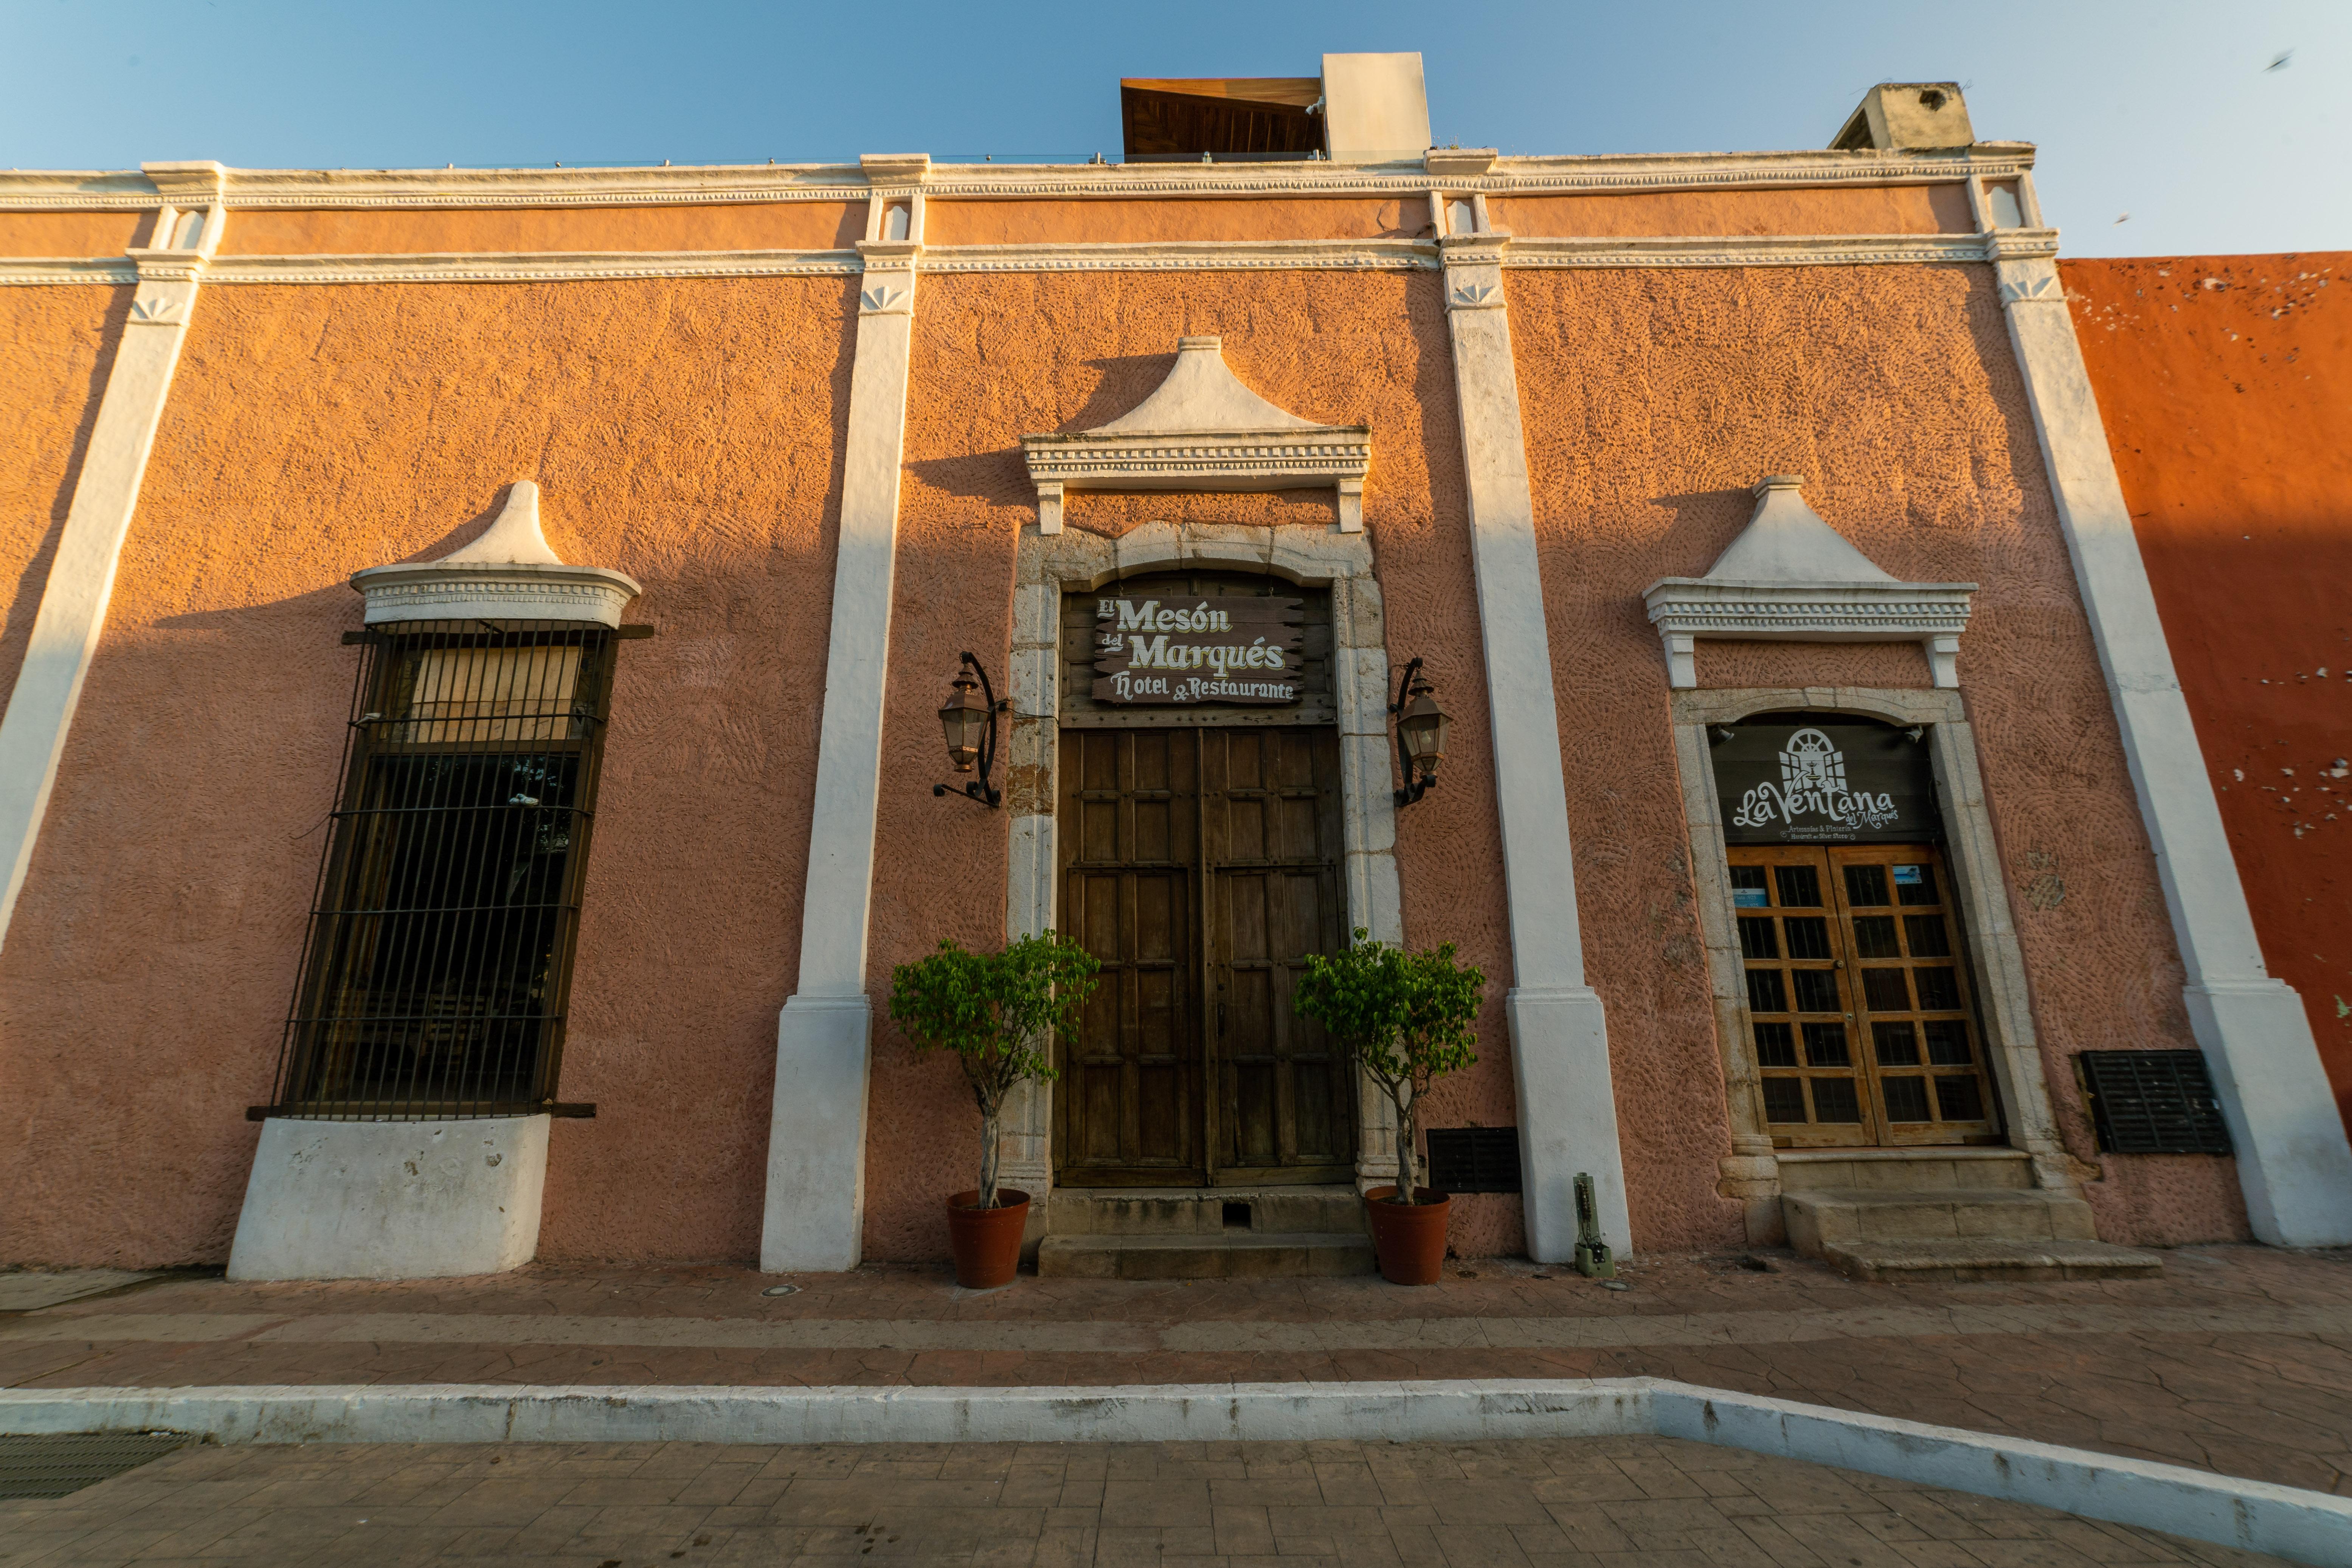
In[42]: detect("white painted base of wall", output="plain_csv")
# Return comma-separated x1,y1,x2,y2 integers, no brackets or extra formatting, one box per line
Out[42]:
1506,986,1632,1261
2187,980,2352,1246
3,1379,2341,1564
225,1116,548,1282
760,994,871,1272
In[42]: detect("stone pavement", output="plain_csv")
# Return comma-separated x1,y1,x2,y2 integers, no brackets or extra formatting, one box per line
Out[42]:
3,1245,2349,1497
0,1433,2301,1568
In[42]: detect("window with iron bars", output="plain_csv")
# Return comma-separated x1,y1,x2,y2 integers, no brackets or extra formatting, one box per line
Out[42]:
254,620,631,1121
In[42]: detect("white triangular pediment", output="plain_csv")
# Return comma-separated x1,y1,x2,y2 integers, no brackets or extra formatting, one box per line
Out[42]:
1641,475,1977,690
350,481,642,628
1021,337,1372,535
1702,475,1897,585
1090,337,1323,435
440,481,566,566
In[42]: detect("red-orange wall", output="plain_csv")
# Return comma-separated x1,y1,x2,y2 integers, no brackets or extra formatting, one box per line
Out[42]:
2067,254,2352,1138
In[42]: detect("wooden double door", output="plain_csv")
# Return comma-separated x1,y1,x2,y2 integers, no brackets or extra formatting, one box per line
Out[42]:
1731,842,2003,1148
1055,725,1355,1186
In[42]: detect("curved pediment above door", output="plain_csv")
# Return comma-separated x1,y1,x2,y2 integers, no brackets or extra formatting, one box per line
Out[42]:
1020,336,1371,535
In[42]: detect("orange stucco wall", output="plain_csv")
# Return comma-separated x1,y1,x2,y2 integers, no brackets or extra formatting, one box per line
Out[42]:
0,211,146,257
1510,264,2246,1248
0,277,852,1268
0,286,122,711
219,203,865,255
1492,183,1974,239
875,270,1531,1257
2066,253,2352,1138
925,198,1430,247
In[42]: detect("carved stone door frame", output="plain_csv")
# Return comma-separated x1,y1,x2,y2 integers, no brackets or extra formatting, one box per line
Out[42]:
1669,685,2080,1242
998,520,1405,1205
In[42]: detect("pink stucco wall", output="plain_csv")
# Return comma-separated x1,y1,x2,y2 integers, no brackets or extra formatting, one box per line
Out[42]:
0,277,853,1267
1509,262,2246,1247
874,268,1531,1258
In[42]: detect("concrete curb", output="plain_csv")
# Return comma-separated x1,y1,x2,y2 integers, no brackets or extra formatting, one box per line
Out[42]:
1,1379,2344,1566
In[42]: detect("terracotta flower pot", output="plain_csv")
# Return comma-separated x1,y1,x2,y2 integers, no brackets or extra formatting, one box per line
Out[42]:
1362,1185,1451,1285
945,1188,1030,1289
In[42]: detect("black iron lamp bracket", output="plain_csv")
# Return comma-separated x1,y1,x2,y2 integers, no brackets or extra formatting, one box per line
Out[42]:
1391,655,1437,808
935,650,1010,810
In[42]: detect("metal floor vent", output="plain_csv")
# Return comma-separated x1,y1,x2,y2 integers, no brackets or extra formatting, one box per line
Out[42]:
0,1433,189,1499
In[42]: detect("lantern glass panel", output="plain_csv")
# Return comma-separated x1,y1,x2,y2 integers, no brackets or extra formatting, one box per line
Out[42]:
939,684,986,771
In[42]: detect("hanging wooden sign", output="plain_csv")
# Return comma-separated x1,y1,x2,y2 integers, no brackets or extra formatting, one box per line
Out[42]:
1090,592,1305,705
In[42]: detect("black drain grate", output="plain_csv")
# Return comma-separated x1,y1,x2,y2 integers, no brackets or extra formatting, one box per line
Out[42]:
1424,1127,1524,1194
0,1433,191,1499
2077,1051,2234,1155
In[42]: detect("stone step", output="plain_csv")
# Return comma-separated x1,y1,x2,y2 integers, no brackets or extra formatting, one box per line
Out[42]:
1776,1148,2036,1195
1783,1188,2098,1253
1821,1239,2165,1284
1036,1231,1376,1280
1046,1186,1367,1238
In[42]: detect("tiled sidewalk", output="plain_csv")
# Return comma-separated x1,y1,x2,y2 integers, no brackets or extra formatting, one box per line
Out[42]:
4,1245,2349,1496
0,1434,2299,1568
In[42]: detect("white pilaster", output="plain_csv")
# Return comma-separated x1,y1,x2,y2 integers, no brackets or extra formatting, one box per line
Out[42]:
760,157,927,1272
1438,232,1631,1259
0,162,223,952
1997,253,2352,1246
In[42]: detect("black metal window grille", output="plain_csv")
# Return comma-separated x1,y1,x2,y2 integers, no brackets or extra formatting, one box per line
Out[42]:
2077,1050,2234,1155
258,620,620,1121
1424,1127,1524,1194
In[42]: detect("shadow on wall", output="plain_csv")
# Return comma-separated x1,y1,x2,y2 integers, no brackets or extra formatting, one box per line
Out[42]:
0,287,135,713
1058,353,1181,432
1650,487,1765,576
907,449,1027,508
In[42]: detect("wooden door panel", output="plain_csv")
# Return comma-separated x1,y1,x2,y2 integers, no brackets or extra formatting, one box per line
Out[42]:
1057,729,1202,1183
1205,729,1353,1180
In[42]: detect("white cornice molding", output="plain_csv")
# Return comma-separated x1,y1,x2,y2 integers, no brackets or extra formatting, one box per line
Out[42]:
200,249,862,284
1020,337,1372,534
0,146,2039,212
352,482,641,628
922,238,1433,274
1641,476,1976,688
0,228,2060,287
1508,230,2056,268
0,257,139,285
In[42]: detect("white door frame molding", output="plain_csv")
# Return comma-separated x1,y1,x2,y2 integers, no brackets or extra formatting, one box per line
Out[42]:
1996,254,2352,1246
1438,228,1631,1259
0,161,224,952
760,156,929,1272
999,520,1407,1202
1667,685,2079,1244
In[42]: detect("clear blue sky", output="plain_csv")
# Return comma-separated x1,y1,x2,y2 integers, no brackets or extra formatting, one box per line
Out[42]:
4,0,2343,258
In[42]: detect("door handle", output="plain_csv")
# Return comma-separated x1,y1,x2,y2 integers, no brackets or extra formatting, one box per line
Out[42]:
1218,1002,1227,1036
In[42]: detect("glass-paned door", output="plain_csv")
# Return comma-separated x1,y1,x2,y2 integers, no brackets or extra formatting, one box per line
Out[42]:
1730,843,2000,1147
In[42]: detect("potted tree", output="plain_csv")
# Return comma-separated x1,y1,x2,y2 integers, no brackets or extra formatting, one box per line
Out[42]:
1294,929,1484,1285
888,931,1100,1288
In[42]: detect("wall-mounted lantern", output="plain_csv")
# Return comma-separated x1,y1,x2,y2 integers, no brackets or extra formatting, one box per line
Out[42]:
935,652,1008,809
1390,657,1451,807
